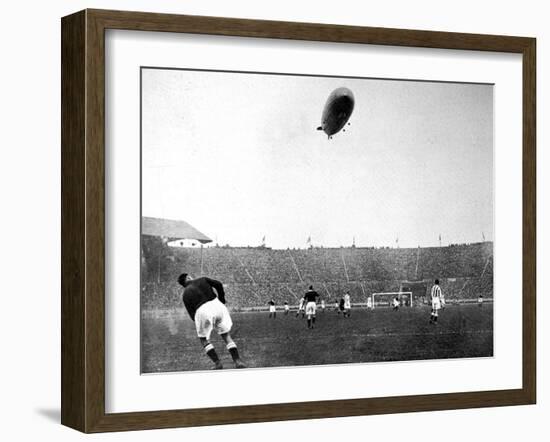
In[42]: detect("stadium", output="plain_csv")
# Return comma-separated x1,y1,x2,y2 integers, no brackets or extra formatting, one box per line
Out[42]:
141,217,494,373
140,70,494,373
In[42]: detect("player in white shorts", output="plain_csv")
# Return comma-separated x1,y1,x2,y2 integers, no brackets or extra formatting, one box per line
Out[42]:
367,296,373,310
478,294,483,307
268,299,276,318
343,292,351,317
296,296,306,318
284,302,290,315
178,273,245,369
430,279,444,324
303,285,320,329
392,296,400,310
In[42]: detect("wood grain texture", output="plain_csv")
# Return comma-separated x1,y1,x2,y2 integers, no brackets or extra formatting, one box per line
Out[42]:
61,9,537,433
522,38,536,403
85,9,107,433
89,8,533,52
61,10,86,432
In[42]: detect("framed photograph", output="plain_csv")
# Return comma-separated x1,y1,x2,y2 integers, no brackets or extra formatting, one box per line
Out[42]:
61,9,536,433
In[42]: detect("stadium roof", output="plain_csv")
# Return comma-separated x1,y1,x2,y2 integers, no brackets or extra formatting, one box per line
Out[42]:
142,217,212,244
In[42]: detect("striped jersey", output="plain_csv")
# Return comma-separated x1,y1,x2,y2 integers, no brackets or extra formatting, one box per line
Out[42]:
431,284,442,298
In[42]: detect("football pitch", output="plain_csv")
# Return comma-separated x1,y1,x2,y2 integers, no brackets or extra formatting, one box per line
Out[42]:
141,304,493,373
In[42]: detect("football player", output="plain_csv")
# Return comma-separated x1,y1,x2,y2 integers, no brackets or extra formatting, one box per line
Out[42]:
366,296,373,310
392,296,400,311
268,299,276,318
296,295,306,318
178,273,246,369
343,291,351,317
304,285,320,329
284,301,290,315
429,279,444,324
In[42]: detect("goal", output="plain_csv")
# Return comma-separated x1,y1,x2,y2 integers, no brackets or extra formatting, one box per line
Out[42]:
371,291,413,308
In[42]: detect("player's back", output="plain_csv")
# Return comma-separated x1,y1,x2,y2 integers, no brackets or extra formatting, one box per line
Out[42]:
431,285,442,298
182,277,218,320
304,290,319,303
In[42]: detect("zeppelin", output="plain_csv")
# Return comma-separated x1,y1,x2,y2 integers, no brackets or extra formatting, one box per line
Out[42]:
317,87,355,139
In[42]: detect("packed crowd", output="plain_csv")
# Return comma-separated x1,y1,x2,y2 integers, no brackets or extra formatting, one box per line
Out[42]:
141,238,493,310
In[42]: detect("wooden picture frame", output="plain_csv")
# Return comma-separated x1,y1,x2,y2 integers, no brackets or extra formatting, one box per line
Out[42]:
61,9,536,433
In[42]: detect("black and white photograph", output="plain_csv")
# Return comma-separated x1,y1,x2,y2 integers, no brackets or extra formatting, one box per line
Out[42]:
140,67,494,374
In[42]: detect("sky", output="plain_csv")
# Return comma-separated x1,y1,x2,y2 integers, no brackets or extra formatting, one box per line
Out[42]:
141,68,493,249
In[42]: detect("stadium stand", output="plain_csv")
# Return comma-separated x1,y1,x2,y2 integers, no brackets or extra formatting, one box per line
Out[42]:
141,236,494,310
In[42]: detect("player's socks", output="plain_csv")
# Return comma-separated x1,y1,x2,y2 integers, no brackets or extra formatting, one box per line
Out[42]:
204,343,222,368
227,343,246,368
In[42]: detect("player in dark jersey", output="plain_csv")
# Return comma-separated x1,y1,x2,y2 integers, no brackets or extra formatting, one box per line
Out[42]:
304,285,320,329
339,297,345,314
177,273,245,369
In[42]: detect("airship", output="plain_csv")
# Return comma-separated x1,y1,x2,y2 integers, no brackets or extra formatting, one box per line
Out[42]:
317,87,355,139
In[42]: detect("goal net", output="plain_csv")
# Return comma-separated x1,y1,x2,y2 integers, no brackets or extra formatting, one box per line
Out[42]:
371,291,413,308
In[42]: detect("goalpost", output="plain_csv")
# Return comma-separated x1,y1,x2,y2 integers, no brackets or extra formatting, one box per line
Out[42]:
371,291,413,308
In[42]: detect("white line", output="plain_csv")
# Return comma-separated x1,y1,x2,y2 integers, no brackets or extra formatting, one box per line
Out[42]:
341,252,350,283
287,250,304,283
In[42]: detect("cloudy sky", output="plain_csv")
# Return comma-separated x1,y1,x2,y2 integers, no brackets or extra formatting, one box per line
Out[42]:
141,67,493,249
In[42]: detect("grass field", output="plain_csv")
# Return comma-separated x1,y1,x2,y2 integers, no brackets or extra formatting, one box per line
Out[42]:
141,304,493,373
